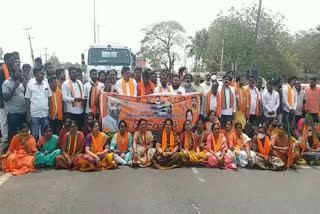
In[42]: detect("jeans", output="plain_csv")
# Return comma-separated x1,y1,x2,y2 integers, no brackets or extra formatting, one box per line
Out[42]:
7,113,27,144
282,111,294,132
221,115,233,129
50,119,63,136
31,117,49,140
0,107,8,142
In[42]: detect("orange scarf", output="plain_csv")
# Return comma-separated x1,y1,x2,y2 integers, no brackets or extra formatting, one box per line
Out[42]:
51,88,63,121
206,91,221,117
2,64,10,80
117,132,129,152
221,86,234,110
247,87,260,118
141,80,155,96
257,137,271,158
91,132,105,153
159,86,171,93
69,79,82,106
211,133,222,152
122,77,134,96
287,85,296,107
231,133,244,155
89,81,99,115
162,130,175,151
301,127,319,153
183,132,196,150
235,85,246,113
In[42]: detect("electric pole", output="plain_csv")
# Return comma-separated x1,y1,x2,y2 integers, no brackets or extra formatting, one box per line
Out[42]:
220,37,225,73
44,48,49,63
93,0,96,44
96,25,100,43
23,27,35,66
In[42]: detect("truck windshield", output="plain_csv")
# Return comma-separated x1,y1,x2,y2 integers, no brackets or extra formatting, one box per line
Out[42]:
88,48,130,66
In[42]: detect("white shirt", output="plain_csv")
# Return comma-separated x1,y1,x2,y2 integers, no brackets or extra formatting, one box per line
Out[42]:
248,87,259,115
84,81,104,113
219,85,236,116
201,81,212,94
172,86,186,95
115,78,137,96
262,90,279,118
153,85,173,94
62,79,84,114
282,84,297,113
203,91,220,117
295,89,305,116
25,78,52,118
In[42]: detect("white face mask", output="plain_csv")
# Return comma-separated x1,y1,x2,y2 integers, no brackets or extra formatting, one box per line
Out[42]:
258,133,265,139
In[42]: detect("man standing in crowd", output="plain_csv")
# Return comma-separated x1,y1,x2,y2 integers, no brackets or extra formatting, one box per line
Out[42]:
275,79,284,124
0,53,14,144
62,66,84,129
178,67,187,80
220,75,236,128
154,72,172,94
201,72,212,94
25,65,52,140
150,71,158,85
22,63,33,88
48,75,64,135
137,69,155,96
56,68,66,90
192,73,204,96
44,62,55,77
2,63,26,145
134,67,142,83
98,70,106,84
203,81,220,118
234,76,247,128
294,80,305,123
305,77,319,123
171,74,185,95
182,73,197,94
116,67,137,96
246,75,261,126
282,76,297,131
34,57,43,67
262,80,280,127
84,69,104,118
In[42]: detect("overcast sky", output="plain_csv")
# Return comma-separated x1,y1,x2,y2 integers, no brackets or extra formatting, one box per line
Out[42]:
1,0,319,65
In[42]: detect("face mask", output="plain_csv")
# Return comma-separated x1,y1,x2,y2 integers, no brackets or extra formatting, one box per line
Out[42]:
258,133,265,139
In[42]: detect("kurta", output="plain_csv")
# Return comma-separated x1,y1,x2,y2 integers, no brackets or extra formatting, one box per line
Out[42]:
34,135,62,167
1,135,38,175
132,130,156,167
55,131,85,170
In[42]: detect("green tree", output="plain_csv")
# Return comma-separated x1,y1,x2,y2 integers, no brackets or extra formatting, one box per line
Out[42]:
47,54,61,68
140,20,185,72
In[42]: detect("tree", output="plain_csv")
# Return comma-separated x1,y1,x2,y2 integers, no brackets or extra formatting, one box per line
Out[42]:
47,54,61,68
140,20,186,72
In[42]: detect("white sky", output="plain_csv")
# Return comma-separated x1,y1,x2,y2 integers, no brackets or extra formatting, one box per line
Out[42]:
1,0,319,65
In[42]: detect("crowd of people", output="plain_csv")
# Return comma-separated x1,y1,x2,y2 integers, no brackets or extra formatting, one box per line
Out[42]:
0,51,320,176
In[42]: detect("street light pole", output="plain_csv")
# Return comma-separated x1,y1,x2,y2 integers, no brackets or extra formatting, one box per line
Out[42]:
250,0,263,75
220,37,225,73
96,25,100,44
93,0,96,44
23,27,35,66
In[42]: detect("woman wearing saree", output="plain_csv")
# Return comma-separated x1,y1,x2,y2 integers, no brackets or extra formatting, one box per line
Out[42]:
204,110,220,133
34,125,62,167
80,121,117,171
251,126,285,170
193,118,209,151
82,113,94,138
222,120,234,147
111,120,133,166
0,123,38,175
55,120,85,170
152,118,182,169
206,123,236,170
179,120,206,165
228,122,256,167
132,119,156,167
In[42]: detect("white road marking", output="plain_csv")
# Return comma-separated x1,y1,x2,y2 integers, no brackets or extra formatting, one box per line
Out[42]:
192,203,201,214
192,168,205,183
0,173,11,187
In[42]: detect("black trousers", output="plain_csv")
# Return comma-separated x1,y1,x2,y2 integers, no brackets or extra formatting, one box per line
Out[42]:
64,113,84,130
50,119,63,136
7,113,27,144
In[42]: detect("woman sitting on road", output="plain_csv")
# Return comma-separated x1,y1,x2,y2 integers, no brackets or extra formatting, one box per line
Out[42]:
205,110,220,133
152,118,182,169
55,120,85,170
206,123,236,170
0,123,38,175
110,120,133,166
228,122,256,167
132,119,156,167
81,121,117,171
193,118,208,151
251,126,285,170
82,113,94,138
34,125,62,167
179,120,206,165
222,120,234,146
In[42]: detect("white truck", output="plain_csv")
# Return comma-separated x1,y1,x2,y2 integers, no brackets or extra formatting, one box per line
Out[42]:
81,43,136,81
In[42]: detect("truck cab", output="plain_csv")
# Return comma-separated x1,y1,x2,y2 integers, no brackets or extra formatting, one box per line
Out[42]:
81,44,136,81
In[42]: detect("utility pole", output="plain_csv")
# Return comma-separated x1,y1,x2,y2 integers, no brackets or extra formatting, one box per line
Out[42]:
220,37,225,73
93,0,96,44
250,0,263,75
96,25,100,43
44,48,49,63
23,27,35,66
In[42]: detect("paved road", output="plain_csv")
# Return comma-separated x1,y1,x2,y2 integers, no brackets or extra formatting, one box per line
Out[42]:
0,166,320,214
